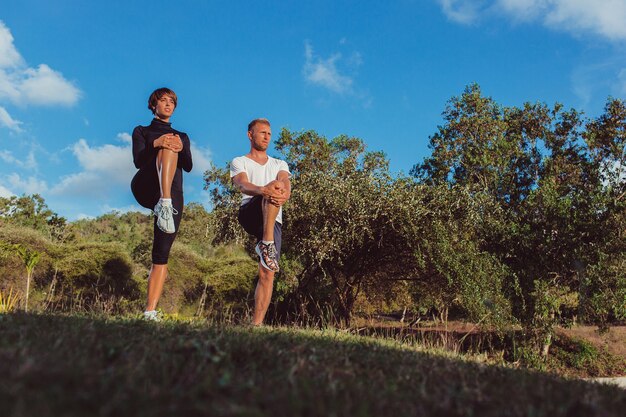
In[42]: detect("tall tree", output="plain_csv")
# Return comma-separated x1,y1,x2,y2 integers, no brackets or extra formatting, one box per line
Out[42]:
413,84,625,354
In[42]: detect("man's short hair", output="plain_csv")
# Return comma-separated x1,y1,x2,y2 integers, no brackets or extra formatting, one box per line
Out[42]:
148,87,178,114
248,118,270,132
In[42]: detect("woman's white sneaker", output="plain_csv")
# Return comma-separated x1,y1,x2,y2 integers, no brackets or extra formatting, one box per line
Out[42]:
153,200,177,234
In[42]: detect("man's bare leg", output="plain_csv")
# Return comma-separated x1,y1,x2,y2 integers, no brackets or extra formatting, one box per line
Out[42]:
146,264,167,311
253,265,275,325
262,198,279,241
251,198,282,324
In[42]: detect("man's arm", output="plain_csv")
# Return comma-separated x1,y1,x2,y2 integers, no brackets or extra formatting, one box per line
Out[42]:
232,172,284,200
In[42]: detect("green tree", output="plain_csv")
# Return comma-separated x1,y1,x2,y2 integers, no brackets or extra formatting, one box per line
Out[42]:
176,202,214,255
413,84,625,355
206,128,512,326
0,194,68,242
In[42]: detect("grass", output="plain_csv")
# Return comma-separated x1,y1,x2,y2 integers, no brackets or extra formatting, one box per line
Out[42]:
0,313,624,416
547,336,626,377
0,288,19,313
351,319,626,378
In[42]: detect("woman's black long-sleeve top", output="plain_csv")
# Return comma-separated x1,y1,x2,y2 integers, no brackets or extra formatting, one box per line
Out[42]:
132,118,193,193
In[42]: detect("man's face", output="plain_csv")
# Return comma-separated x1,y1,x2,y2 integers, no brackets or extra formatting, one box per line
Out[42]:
154,94,176,119
248,123,271,151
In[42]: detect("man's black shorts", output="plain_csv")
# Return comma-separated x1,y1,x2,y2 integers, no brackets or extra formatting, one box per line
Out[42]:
238,195,283,257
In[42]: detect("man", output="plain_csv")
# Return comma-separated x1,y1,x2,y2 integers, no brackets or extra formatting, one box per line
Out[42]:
230,118,291,325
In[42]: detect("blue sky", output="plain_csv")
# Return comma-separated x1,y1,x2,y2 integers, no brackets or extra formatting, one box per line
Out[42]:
1,0,625,220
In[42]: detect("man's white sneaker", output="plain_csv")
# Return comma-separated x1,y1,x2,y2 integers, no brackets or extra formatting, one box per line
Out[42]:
154,200,177,234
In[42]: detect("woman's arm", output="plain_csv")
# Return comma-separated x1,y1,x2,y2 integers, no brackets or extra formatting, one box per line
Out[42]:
132,126,150,168
179,134,193,172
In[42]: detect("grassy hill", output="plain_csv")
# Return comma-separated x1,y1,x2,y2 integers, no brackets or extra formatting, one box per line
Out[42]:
1,313,624,417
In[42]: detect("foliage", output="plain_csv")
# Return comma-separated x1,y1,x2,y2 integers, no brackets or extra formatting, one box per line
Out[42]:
580,253,626,329
205,129,512,327
14,244,40,312
0,288,19,313
0,194,69,241
1,84,624,365
175,202,215,255
71,210,153,252
412,83,626,353
0,224,58,305
203,162,248,246
51,242,141,312
546,335,626,378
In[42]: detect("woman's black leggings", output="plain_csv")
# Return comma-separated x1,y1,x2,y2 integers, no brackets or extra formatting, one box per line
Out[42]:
131,168,184,265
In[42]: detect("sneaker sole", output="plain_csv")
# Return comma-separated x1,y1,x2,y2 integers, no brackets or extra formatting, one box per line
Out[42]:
156,223,176,234
156,218,176,234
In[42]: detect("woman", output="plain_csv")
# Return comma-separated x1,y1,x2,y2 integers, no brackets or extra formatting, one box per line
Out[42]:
131,87,193,321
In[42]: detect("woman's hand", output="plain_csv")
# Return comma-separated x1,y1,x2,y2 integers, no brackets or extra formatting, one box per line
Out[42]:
155,134,183,152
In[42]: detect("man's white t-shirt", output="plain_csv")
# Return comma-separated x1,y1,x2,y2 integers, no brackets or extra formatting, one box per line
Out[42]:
230,155,290,224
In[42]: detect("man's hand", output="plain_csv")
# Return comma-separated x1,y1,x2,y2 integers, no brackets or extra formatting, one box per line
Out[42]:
270,189,288,207
262,180,287,207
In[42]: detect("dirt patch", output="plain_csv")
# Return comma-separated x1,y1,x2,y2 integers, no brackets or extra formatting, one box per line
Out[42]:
558,326,626,359
354,317,626,377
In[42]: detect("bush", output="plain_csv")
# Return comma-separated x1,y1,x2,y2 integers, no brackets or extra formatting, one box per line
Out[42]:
52,242,141,312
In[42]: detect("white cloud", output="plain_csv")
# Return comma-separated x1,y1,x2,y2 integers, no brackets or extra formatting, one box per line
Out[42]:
5,173,48,195
496,0,546,20
602,160,626,187
0,183,13,197
303,41,354,94
438,0,489,24
618,68,626,95
100,203,151,216
0,21,23,68
51,138,135,196
439,0,626,41
0,150,37,169
0,20,81,124
51,171,109,197
75,203,151,220
541,0,626,41
0,150,16,163
19,64,81,106
49,135,208,206
0,106,22,132
72,139,132,182
117,132,132,144
190,143,212,176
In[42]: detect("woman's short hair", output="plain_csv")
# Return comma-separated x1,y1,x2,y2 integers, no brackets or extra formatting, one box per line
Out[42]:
248,118,270,132
148,88,177,114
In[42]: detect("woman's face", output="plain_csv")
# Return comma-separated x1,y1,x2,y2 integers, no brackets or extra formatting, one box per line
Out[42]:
154,94,176,120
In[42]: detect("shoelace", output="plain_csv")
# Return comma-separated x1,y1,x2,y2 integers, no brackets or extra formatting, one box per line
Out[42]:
158,205,178,220
265,244,279,270
268,244,278,260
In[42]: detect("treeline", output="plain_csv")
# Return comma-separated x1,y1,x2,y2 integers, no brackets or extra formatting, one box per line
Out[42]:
206,84,625,355
0,195,257,316
1,84,624,357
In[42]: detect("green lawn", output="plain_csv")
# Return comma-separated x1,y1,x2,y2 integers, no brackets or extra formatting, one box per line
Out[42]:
0,313,624,416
